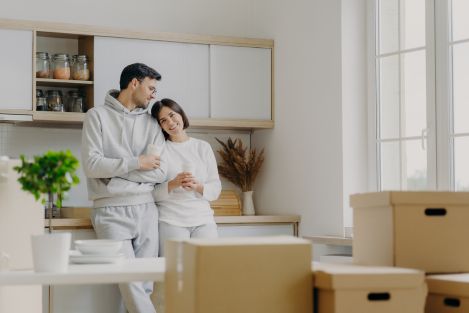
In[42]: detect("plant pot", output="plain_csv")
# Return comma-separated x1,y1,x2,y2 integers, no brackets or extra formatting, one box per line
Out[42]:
31,232,71,272
242,191,255,215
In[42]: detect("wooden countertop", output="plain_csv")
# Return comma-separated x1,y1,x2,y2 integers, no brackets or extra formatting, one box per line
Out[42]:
45,215,300,229
303,235,353,246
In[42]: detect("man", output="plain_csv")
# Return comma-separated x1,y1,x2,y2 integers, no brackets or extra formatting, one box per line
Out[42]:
81,63,165,313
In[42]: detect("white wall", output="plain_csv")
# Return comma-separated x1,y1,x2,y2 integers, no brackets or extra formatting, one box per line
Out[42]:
0,0,369,236
0,124,249,207
251,0,345,236
341,0,368,228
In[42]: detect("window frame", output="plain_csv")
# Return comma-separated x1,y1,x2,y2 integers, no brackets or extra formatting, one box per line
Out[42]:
368,0,438,191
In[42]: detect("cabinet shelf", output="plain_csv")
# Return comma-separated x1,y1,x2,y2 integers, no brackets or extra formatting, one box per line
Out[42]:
33,111,85,123
28,113,273,129
35,78,93,87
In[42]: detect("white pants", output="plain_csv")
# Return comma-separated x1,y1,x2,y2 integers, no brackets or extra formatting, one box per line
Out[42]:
92,203,158,313
158,221,218,257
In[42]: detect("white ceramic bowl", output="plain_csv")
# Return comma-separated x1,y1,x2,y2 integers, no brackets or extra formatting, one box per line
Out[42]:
74,239,123,256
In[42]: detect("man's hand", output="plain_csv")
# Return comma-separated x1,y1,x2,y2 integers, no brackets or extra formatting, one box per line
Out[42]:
138,154,161,170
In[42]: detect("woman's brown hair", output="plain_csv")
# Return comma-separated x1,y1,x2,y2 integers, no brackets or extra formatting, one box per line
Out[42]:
151,98,190,140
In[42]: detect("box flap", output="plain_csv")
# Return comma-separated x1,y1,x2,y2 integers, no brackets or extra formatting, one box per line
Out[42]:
427,274,469,297
350,191,469,208
313,262,424,290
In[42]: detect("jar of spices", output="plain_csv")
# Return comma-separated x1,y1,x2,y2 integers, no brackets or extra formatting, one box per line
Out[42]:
71,55,90,80
52,54,71,80
47,90,64,112
36,52,50,78
36,89,47,111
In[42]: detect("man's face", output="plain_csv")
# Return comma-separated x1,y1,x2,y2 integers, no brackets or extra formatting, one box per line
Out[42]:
133,77,157,109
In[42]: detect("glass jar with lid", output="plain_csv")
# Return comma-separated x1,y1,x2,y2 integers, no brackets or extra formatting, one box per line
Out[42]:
36,89,47,111
66,90,85,112
36,52,50,78
47,90,64,112
52,54,71,80
71,55,90,80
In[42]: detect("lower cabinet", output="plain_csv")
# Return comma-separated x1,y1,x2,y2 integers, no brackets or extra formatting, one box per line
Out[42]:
44,230,122,313
46,221,297,313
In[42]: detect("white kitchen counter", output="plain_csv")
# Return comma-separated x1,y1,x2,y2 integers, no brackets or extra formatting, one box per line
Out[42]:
0,257,165,286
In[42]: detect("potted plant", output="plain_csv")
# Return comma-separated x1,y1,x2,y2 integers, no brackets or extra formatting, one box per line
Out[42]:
13,150,80,272
14,150,80,231
216,137,264,215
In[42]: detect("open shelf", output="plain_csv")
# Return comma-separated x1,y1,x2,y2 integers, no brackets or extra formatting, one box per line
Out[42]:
33,111,85,123
36,78,93,87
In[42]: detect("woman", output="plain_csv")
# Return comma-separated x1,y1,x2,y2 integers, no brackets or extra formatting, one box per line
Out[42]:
150,98,221,256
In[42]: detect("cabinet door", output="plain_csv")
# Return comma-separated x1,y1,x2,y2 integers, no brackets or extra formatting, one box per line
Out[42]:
47,230,122,313
0,29,32,110
210,45,271,120
94,37,210,118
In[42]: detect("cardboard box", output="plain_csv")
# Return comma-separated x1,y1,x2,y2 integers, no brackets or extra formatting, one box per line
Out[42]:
165,236,313,313
426,274,469,313
313,262,427,313
350,191,469,273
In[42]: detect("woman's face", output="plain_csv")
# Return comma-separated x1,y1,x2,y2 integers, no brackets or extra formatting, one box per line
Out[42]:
158,106,185,137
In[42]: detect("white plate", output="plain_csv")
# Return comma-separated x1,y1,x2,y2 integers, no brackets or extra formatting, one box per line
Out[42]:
69,250,124,264
74,240,123,256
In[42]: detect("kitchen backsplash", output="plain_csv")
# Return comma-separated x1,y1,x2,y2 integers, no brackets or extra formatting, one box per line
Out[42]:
0,123,248,207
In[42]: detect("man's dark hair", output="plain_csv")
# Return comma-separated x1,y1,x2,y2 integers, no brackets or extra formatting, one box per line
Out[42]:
151,98,190,140
119,63,162,90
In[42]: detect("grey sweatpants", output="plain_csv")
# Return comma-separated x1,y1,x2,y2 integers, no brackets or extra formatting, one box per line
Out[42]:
91,202,158,313
158,221,218,257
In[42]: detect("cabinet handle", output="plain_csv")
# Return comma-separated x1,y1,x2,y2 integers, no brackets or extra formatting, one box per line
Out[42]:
367,292,390,301
425,208,447,216
444,298,461,307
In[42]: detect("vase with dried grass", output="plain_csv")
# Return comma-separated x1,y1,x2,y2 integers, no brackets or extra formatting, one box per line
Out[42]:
216,137,264,215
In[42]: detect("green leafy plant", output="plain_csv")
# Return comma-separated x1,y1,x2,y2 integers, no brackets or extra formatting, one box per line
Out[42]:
14,150,80,231
216,137,264,192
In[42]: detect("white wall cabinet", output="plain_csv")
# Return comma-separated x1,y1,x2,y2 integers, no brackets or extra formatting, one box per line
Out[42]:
0,29,32,111
94,36,210,118
0,160,43,313
0,19,273,128
210,45,271,120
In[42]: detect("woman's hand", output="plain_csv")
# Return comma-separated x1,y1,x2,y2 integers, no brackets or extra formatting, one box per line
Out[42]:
168,172,194,192
181,175,204,194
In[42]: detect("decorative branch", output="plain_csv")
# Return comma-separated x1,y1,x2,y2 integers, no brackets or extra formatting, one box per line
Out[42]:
216,137,264,192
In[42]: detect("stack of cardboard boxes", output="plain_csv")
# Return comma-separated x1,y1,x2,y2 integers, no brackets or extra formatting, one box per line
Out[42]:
163,191,469,312
350,191,469,313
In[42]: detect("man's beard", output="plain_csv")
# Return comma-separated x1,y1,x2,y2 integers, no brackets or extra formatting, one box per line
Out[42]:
135,100,149,109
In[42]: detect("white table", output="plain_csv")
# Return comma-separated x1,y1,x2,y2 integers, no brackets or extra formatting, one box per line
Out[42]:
0,257,165,286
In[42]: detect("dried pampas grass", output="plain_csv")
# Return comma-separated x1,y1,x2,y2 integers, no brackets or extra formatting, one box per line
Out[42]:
216,137,264,192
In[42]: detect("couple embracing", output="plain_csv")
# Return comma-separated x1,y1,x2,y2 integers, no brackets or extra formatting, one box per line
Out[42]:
81,63,221,313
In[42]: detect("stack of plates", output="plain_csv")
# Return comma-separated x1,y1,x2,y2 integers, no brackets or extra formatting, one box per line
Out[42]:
70,240,124,264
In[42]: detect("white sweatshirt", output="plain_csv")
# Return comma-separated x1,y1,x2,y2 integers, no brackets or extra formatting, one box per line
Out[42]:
81,90,167,208
154,137,222,227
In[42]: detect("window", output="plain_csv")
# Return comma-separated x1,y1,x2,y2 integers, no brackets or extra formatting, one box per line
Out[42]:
370,0,469,191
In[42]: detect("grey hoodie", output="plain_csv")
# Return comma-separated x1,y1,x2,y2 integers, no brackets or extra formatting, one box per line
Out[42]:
81,90,166,208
